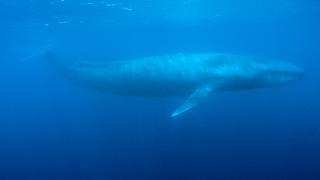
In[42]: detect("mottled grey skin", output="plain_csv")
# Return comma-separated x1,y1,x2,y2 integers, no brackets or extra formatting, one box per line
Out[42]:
48,52,304,117
49,53,304,97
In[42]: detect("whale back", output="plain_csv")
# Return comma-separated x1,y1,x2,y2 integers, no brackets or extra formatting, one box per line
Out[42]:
47,53,213,96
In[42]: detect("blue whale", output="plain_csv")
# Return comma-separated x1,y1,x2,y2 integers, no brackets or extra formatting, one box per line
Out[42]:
48,53,304,117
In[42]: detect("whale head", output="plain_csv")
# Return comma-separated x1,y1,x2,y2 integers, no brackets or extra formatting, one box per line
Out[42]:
254,60,304,87
208,55,304,90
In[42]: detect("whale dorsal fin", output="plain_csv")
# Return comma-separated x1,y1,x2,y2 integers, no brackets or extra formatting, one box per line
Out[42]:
171,84,213,117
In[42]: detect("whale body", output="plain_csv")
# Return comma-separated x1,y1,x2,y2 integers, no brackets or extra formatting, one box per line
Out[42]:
48,53,304,117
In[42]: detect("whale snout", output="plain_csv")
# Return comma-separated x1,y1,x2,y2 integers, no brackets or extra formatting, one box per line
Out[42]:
295,68,304,80
285,64,304,80
259,61,304,86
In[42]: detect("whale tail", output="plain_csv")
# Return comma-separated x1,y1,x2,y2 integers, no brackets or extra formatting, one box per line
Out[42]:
17,42,55,65
45,52,69,71
46,52,85,75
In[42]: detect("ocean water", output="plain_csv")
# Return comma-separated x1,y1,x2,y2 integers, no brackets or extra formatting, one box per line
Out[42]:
1,0,320,179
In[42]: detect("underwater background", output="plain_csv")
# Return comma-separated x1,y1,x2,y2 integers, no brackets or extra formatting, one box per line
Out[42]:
0,0,320,179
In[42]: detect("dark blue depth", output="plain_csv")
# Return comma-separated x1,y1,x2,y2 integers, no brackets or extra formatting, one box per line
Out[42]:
0,0,320,179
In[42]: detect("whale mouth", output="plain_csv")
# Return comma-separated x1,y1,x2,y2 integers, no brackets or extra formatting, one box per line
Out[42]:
295,69,305,79
266,68,304,84
287,66,305,80
269,75,298,82
267,62,304,80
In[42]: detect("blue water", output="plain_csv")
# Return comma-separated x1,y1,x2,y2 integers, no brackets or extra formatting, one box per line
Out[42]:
1,0,320,179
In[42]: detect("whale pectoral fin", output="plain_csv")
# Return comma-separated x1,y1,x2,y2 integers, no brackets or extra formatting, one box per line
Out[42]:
171,84,213,117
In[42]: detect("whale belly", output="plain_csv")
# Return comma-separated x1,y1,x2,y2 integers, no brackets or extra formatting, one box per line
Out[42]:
98,68,200,96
